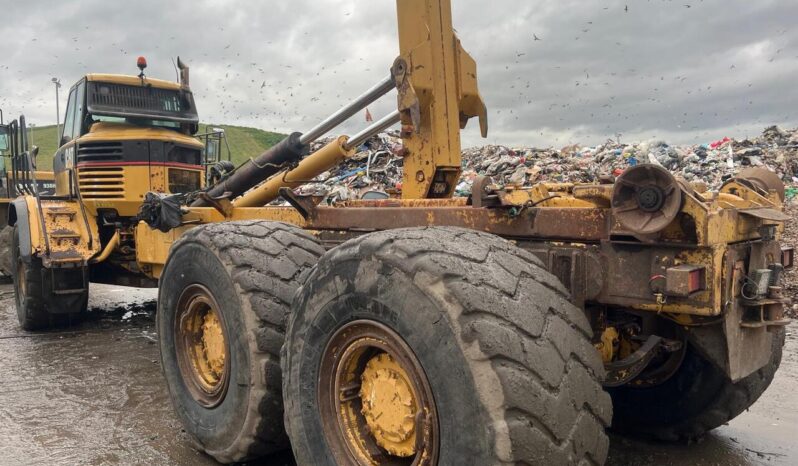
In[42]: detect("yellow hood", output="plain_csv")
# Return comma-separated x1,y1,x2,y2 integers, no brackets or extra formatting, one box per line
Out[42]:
79,122,203,149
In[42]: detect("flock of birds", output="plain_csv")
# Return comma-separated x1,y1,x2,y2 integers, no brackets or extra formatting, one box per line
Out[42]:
1,0,795,147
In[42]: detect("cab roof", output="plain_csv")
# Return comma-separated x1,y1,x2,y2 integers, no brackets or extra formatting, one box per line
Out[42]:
85,74,185,91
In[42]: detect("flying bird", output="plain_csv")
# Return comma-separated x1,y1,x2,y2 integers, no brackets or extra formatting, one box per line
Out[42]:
533,33,541,41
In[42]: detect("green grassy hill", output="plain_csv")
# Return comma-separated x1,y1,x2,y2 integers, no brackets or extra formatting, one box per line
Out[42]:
25,124,286,170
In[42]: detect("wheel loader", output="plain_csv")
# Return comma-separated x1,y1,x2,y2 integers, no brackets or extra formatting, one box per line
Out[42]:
8,1,793,464
0,113,56,276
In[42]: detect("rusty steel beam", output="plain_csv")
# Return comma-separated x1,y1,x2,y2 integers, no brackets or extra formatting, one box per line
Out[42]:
302,206,608,241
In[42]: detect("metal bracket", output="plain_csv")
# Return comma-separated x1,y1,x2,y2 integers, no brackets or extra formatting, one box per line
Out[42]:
470,175,497,208
392,57,421,134
196,191,233,217
279,187,319,221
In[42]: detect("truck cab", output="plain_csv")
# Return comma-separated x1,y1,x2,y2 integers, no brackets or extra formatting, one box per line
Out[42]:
54,72,205,219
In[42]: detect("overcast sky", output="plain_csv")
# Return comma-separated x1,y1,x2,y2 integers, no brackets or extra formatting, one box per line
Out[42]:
0,0,796,148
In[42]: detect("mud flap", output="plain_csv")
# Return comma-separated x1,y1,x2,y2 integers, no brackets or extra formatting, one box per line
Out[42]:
687,241,784,382
687,305,774,382
42,266,89,314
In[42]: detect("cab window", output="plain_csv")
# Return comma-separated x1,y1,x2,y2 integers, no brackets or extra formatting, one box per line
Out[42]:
61,88,77,144
0,125,9,152
72,81,86,137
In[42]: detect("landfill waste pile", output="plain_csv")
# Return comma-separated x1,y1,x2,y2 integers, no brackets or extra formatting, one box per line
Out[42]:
783,201,798,318
292,125,798,203
287,126,798,311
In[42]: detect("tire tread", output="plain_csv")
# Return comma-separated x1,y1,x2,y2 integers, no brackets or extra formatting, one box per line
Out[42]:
173,221,324,462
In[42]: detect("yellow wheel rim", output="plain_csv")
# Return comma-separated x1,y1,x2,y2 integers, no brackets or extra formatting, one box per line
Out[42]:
319,320,439,466
175,284,230,407
194,307,227,388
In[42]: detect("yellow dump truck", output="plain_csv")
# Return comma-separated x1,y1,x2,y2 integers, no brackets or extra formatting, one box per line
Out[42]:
7,2,793,464
6,60,206,327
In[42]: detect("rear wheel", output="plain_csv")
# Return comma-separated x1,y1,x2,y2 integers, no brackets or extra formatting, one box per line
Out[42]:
12,225,88,331
283,227,612,466
609,328,785,441
157,221,324,464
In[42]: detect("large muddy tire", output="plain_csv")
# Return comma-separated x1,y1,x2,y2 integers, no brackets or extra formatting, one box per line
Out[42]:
12,225,88,331
157,221,324,464
609,328,785,441
283,227,612,466
0,226,13,276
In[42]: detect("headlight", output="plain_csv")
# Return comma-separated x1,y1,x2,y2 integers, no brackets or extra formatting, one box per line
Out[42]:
168,168,201,193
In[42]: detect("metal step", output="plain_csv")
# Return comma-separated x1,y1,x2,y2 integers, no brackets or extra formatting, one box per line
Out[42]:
45,208,77,220
49,232,82,240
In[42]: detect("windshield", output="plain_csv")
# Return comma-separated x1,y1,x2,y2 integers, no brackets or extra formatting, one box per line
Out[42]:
86,81,199,124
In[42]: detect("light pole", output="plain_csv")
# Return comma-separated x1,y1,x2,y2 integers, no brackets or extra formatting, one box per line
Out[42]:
51,77,61,145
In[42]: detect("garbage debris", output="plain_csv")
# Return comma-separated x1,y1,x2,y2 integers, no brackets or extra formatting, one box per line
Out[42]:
285,126,798,204
782,200,798,317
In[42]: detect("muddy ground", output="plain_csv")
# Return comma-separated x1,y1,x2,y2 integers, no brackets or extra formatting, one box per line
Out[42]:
0,281,795,466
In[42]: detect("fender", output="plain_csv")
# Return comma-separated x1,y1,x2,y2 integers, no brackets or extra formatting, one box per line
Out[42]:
8,198,32,262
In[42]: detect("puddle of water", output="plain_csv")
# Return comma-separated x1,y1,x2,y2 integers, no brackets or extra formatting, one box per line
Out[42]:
0,283,795,466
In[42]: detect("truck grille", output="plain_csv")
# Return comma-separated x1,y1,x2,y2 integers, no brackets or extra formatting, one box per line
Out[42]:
78,166,125,199
77,142,124,163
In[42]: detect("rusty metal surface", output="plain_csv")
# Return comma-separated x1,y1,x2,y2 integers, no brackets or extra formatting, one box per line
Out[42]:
303,205,608,240
735,167,786,202
612,164,683,235
336,197,469,208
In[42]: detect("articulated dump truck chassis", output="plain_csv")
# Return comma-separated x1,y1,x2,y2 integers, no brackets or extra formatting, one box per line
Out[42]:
7,1,792,465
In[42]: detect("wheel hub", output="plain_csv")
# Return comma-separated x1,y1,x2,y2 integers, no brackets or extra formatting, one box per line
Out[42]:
637,185,665,212
198,309,226,383
319,320,439,465
360,353,418,457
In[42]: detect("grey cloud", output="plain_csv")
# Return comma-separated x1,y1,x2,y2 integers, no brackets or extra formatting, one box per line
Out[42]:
0,0,795,149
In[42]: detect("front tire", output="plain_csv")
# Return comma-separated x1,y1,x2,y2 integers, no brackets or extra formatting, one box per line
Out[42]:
12,225,88,330
157,221,324,464
283,227,612,466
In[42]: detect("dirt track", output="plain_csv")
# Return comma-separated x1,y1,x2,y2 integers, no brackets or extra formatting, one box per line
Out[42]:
0,281,795,466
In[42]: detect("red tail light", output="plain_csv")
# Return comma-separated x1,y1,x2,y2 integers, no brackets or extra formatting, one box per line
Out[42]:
665,265,706,297
688,268,704,293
